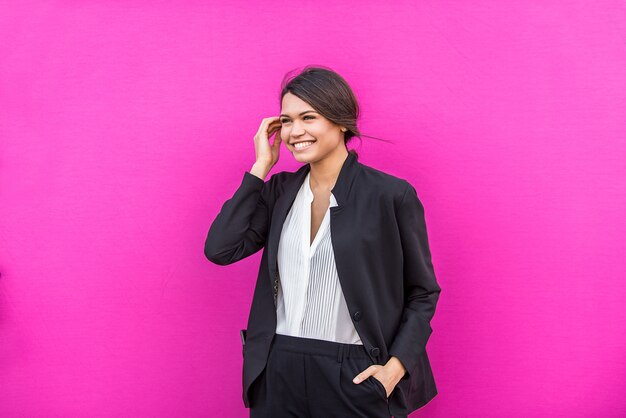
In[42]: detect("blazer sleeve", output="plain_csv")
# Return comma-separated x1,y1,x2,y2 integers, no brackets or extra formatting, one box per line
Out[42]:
204,170,276,265
388,182,442,380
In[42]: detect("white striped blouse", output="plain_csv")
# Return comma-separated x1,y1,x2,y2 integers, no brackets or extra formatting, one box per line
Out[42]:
275,170,362,344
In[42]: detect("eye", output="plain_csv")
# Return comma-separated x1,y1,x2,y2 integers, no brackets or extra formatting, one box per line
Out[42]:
280,115,315,124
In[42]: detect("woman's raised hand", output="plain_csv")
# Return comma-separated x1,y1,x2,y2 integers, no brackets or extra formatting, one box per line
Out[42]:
254,116,283,169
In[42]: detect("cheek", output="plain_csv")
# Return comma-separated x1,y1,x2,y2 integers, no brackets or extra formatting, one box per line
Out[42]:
309,124,331,138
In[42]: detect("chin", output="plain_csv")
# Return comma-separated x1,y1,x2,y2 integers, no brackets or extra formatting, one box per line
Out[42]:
292,153,314,163
290,147,314,160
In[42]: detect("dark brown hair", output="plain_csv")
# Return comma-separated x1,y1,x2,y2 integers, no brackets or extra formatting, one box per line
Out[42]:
279,65,392,159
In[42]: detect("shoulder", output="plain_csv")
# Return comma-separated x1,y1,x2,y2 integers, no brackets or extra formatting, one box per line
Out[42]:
358,163,410,190
258,169,290,201
261,167,306,203
265,168,297,190
357,161,415,206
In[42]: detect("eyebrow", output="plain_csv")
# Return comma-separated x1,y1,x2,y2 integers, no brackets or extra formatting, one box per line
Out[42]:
279,110,318,118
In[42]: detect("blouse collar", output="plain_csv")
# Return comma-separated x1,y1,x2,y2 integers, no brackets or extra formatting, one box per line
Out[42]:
304,171,339,208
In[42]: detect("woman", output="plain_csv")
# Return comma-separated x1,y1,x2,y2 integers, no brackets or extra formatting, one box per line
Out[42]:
205,66,441,417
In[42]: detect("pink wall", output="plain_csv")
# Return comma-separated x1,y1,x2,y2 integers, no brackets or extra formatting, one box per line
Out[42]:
1,1,625,416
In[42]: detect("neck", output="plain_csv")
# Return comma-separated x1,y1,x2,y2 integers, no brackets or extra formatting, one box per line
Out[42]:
308,147,349,192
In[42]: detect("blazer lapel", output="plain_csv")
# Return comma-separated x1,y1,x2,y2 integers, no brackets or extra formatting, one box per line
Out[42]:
266,152,361,287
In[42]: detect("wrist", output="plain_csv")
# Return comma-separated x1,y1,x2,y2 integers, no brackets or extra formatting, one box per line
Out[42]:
385,356,407,380
250,162,271,180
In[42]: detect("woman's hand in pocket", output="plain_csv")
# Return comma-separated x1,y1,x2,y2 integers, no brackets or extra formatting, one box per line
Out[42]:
352,364,400,398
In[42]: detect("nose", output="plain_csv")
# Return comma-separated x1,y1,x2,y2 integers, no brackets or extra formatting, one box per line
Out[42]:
290,120,306,139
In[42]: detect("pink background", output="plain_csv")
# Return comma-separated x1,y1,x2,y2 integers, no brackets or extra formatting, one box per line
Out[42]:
1,1,625,416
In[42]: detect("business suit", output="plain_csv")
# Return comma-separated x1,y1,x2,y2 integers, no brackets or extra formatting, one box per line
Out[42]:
204,152,442,417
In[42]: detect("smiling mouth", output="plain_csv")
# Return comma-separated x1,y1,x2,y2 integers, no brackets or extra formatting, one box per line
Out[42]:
292,141,316,151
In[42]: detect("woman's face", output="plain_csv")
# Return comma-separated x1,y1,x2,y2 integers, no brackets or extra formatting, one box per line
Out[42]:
279,92,345,163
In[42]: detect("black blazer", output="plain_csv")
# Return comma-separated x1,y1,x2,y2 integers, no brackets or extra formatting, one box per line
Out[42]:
204,152,441,416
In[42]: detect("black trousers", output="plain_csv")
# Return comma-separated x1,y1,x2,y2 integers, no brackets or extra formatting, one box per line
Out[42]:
249,333,393,418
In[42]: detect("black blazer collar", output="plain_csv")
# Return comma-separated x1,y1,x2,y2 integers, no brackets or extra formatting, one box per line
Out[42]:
266,152,361,277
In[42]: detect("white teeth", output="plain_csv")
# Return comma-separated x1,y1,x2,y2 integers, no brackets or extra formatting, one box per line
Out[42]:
294,141,314,149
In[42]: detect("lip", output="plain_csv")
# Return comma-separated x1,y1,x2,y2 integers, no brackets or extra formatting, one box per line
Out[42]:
292,140,316,152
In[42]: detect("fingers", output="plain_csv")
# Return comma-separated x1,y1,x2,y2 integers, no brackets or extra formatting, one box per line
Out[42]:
255,116,281,139
272,124,282,147
352,365,379,383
